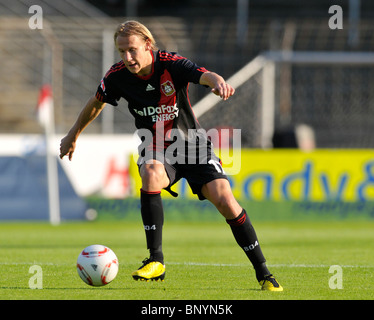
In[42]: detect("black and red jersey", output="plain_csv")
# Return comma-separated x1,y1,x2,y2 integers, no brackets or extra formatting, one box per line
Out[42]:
95,50,209,152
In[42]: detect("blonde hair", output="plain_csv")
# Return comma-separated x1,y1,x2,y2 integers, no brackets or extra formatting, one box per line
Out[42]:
114,20,158,51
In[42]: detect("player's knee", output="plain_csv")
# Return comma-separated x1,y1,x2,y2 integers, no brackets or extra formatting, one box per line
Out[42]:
141,164,168,190
141,165,162,183
215,196,233,211
213,195,241,219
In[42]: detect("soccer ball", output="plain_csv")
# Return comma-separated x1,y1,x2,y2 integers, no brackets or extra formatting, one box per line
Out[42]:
77,244,119,286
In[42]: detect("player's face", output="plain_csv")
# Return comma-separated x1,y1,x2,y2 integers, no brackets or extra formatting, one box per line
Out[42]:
116,35,153,76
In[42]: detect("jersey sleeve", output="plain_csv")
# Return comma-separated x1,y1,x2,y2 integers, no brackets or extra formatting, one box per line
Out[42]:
95,74,121,107
160,51,208,85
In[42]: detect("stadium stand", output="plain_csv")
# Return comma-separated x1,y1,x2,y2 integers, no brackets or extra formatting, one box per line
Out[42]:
1,0,374,147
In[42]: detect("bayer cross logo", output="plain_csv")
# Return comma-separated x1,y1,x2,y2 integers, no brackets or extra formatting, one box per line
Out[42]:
161,80,175,96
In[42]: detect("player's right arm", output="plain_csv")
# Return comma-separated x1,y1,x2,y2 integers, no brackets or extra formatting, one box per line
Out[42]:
59,96,105,161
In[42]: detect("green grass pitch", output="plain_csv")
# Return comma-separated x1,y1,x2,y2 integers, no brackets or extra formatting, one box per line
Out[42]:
0,219,373,300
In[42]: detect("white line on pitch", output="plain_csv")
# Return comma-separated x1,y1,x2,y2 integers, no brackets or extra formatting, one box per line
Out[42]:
166,262,374,268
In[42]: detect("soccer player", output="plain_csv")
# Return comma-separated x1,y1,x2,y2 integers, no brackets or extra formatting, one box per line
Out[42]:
59,21,282,291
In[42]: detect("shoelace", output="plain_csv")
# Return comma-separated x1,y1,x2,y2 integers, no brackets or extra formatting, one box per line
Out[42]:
264,274,280,287
138,258,152,269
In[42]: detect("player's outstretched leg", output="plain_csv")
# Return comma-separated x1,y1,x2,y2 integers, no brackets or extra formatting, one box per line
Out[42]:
227,209,283,291
202,179,283,291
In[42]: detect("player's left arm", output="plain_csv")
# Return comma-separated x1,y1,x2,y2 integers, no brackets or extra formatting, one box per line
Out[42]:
199,71,235,100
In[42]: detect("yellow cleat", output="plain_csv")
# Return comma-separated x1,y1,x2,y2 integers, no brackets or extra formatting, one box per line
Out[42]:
132,258,165,281
259,275,283,291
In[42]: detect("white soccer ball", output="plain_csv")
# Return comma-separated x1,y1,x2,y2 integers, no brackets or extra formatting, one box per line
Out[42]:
77,244,119,286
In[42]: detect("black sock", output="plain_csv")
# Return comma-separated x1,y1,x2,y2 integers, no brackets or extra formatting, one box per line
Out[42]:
140,189,164,264
226,209,270,281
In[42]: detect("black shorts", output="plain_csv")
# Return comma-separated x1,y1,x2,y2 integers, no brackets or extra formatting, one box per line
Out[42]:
137,150,228,200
